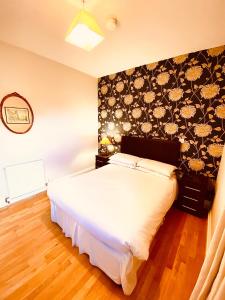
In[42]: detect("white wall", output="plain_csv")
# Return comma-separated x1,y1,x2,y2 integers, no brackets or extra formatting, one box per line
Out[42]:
0,41,97,205
208,146,225,245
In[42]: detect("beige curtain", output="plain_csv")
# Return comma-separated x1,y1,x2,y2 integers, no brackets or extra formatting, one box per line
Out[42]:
190,209,225,300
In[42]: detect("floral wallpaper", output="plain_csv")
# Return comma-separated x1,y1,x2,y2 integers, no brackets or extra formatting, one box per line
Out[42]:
98,45,225,178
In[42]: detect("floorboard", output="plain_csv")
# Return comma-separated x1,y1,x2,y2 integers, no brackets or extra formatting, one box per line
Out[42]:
0,192,207,300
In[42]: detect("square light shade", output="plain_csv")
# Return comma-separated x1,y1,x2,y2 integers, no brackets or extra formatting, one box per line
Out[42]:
65,9,104,51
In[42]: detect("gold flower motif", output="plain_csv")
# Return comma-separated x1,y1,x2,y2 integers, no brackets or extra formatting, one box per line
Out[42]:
208,144,223,157
101,110,107,119
101,85,108,95
207,46,225,57
222,65,225,74
115,109,123,119
188,159,205,171
194,124,212,137
215,104,225,119
108,122,115,130
146,62,158,70
101,133,107,139
153,107,166,118
134,77,144,89
124,94,133,105
114,133,122,143
108,97,116,106
180,105,196,119
156,72,170,85
141,122,152,133
116,81,124,92
109,73,116,80
125,68,135,76
132,108,142,119
181,142,190,152
200,84,220,99
98,99,101,107
173,54,188,64
185,66,203,81
123,122,131,132
169,88,183,101
108,144,114,153
164,123,178,135
144,91,155,103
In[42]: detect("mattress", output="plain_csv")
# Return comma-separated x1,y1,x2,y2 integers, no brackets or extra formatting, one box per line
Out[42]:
47,164,177,261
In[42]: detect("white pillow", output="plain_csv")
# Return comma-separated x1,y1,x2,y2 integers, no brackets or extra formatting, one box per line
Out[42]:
109,153,140,168
110,160,136,169
136,158,177,178
136,166,154,173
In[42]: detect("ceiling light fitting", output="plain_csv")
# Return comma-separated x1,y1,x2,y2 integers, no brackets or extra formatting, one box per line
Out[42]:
106,17,118,31
65,0,104,51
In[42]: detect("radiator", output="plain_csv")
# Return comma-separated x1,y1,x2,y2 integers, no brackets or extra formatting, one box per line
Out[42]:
3,159,47,204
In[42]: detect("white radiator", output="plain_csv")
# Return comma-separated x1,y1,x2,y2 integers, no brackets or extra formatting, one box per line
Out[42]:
3,159,47,204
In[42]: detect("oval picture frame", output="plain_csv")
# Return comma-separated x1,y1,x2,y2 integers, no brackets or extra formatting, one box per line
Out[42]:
0,92,34,134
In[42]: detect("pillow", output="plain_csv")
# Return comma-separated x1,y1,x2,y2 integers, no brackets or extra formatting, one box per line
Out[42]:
109,153,140,168
136,166,154,173
135,167,176,179
136,158,177,178
109,160,136,169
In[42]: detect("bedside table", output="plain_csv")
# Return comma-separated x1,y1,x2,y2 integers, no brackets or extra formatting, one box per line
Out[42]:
175,173,214,217
95,155,110,169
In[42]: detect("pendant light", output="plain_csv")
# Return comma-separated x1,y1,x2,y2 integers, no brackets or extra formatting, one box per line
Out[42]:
65,0,104,51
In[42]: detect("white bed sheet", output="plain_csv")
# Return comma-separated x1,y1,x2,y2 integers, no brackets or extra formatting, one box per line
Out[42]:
51,201,142,295
47,164,177,261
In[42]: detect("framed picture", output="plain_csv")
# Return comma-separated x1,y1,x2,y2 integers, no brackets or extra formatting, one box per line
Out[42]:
0,92,34,134
4,107,30,124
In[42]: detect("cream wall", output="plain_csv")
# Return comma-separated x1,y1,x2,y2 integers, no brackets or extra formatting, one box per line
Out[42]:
208,146,225,245
0,41,97,205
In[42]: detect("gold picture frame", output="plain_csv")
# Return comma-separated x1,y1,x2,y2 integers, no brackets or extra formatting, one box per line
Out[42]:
0,92,34,134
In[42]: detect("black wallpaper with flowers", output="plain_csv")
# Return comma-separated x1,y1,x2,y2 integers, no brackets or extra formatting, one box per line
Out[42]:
98,45,225,178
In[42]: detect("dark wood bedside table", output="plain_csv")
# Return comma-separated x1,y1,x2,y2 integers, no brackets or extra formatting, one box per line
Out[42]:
95,155,110,169
175,173,214,217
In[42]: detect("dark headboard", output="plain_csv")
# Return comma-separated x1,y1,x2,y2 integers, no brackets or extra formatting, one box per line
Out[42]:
121,136,180,166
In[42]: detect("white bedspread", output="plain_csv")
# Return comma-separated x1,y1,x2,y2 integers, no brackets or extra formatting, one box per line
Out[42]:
47,164,177,260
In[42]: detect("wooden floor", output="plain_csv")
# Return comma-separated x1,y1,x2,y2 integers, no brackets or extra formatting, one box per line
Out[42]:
0,193,206,300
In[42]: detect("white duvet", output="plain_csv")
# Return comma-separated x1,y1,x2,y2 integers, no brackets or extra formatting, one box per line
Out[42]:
47,164,177,260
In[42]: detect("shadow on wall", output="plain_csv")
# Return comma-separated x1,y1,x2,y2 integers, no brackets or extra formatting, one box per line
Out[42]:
46,138,96,179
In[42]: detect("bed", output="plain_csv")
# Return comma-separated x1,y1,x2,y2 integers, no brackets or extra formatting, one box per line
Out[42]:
47,136,180,295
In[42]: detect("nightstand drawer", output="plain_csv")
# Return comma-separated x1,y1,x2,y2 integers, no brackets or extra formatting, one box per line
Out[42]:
180,195,201,210
183,194,199,203
182,174,203,185
183,185,201,193
97,157,108,163
182,186,202,200
180,204,198,214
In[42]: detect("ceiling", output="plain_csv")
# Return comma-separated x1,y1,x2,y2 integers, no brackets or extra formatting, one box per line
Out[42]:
0,0,225,78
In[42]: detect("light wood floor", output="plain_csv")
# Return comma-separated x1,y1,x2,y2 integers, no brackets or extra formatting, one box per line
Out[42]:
0,192,206,300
